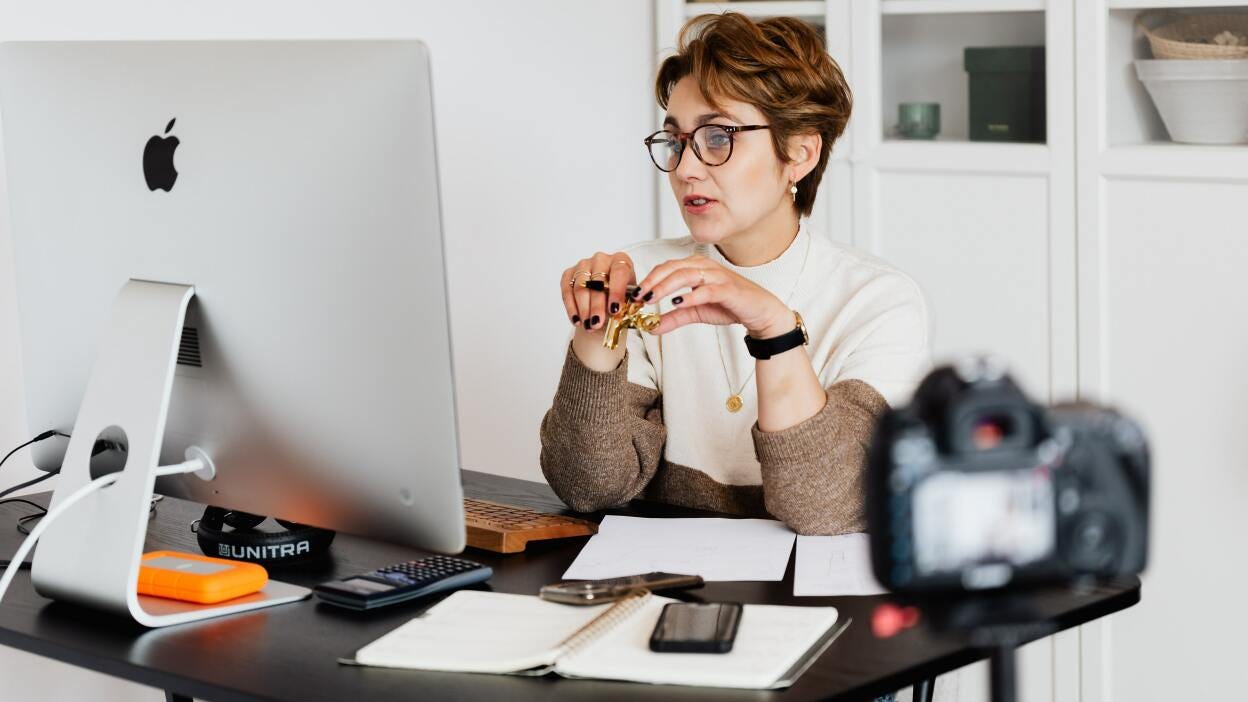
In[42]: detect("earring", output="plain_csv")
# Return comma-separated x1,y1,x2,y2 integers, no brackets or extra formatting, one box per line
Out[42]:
789,181,798,204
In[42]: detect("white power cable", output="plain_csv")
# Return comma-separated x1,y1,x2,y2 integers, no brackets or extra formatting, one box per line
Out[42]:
0,455,209,603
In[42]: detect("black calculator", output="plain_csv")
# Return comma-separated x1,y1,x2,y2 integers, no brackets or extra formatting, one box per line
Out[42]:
312,555,492,610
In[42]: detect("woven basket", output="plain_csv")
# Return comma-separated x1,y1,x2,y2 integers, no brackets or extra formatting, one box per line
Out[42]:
1137,12,1248,60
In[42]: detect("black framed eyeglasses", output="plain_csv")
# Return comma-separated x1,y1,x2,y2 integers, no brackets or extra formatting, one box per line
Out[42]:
643,124,770,173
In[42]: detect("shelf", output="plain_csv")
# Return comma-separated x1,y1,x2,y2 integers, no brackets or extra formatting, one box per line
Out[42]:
683,1,826,19
882,10,1046,141
1107,0,1248,9
1101,143,1248,180
868,140,1051,174
1104,4,1248,147
882,0,1046,14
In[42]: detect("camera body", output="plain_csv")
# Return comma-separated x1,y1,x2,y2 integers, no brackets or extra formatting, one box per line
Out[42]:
867,359,1149,594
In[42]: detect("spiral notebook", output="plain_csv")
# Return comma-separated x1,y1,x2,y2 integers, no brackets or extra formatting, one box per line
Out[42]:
340,590,848,690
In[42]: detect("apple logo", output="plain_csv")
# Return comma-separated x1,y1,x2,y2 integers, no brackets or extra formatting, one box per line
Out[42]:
143,118,180,192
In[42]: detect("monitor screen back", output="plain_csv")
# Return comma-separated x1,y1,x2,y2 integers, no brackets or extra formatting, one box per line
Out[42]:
0,40,465,553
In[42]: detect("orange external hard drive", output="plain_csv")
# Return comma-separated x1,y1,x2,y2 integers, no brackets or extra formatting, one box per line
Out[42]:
137,550,269,604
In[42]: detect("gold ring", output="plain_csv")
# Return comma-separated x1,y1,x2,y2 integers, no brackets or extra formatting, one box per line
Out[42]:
589,272,607,280
613,259,631,268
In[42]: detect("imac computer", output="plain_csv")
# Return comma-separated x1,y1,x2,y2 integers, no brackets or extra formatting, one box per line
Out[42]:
0,40,465,626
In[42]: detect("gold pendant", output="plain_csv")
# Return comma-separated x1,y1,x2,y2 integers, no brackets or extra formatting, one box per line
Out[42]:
726,394,743,413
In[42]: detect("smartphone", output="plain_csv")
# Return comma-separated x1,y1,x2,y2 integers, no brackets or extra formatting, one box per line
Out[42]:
649,601,742,653
539,572,704,605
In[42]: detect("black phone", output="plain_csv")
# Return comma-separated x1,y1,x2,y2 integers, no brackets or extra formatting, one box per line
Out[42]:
648,601,742,653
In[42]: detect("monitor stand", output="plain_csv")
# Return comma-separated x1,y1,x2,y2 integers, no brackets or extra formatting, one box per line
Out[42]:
30,280,310,627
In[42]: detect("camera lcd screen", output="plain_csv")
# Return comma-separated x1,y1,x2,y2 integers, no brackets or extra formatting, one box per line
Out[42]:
911,468,1055,576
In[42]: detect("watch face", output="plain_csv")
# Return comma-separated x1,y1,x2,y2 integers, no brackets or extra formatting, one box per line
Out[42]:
795,312,809,345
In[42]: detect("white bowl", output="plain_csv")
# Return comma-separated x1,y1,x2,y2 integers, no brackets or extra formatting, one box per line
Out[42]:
1135,59,1248,145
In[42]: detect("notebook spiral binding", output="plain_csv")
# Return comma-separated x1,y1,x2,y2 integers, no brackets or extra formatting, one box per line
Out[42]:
556,589,651,659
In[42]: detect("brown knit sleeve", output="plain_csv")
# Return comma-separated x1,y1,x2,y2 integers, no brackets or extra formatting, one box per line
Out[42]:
751,379,888,535
539,345,666,512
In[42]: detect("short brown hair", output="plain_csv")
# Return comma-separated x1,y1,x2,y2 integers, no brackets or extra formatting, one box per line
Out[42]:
656,13,852,217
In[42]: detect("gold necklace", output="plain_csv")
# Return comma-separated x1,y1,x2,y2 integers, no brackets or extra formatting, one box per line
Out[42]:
713,228,812,413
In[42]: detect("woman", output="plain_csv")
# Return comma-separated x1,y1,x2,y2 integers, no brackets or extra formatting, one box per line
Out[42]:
540,13,930,535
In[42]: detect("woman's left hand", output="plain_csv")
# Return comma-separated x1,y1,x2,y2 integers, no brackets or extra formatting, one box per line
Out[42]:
633,254,795,339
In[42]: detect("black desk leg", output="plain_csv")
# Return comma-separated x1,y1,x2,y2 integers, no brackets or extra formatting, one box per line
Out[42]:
912,676,936,702
165,692,193,702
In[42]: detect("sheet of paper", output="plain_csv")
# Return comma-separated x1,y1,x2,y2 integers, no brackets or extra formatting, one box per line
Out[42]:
562,516,796,582
793,533,888,596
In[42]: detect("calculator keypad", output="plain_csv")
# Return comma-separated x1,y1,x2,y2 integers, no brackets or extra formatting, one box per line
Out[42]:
374,556,479,586
313,555,492,610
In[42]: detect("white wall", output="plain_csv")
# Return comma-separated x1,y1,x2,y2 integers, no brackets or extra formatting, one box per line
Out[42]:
0,1,655,699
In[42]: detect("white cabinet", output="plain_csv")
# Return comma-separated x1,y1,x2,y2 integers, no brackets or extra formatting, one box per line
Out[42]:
851,0,1077,406
1075,3,1248,701
657,1,1248,701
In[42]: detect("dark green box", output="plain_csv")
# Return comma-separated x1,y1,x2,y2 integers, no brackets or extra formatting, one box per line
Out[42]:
964,46,1046,143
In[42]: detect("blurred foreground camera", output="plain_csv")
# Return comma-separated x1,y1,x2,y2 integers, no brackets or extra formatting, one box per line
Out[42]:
867,358,1149,594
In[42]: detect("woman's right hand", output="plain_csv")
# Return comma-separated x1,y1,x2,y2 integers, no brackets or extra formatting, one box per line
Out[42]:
561,251,636,333
561,251,636,370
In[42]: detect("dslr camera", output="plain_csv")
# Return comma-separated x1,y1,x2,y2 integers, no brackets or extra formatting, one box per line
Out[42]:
866,358,1149,594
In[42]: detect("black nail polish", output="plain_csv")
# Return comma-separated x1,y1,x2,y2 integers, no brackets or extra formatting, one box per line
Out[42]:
610,302,620,314
672,296,683,305
583,319,591,330
643,291,653,302
591,315,601,327
571,315,580,324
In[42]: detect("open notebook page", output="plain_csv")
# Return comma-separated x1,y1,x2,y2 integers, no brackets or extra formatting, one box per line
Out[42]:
351,591,610,673
556,596,840,689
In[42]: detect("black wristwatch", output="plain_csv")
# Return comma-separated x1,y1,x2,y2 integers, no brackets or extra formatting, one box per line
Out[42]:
744,311,809,360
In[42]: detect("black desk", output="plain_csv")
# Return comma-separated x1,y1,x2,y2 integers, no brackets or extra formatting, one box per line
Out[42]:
0,470,1139,702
